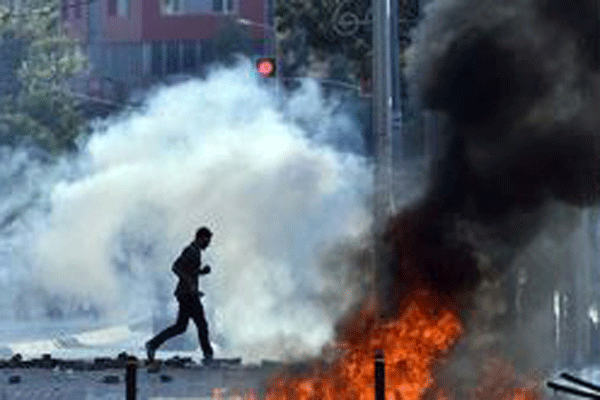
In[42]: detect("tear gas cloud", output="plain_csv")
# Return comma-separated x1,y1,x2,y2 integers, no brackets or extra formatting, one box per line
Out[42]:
0,59,373,362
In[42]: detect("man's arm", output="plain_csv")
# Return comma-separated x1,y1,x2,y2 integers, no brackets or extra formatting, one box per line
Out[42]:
172,262,184,277
172,246,198,276
199,265,211,275
172,246,201,293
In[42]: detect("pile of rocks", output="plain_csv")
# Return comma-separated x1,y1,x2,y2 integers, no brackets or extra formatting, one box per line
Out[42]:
0,353,247,370
0,352,193,370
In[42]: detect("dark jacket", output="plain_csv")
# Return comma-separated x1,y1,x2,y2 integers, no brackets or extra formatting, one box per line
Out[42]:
172,242,207,298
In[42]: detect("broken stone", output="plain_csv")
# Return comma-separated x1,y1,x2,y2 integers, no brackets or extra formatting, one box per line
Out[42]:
9,354,22,368
147,361,161,373
103,375,120,384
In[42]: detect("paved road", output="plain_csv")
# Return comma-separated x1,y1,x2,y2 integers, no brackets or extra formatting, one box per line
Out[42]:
0,364,276,399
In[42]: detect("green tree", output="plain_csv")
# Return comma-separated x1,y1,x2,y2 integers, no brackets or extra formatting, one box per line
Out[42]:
279,2,372,51
275,0,372,85
275,0,421,83
0,0,88,154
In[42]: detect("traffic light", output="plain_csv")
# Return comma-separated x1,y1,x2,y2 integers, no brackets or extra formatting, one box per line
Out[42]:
255,57,276,78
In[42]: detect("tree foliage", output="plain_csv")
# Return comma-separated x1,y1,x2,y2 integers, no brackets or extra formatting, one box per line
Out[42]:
275,0,423,82
0,0,88,154
275,0,372,86
276,0,372,61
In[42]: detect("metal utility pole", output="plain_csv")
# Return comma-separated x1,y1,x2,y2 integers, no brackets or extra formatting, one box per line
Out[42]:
373,0,395,230
375,350,385,400
574,209,593,367
125,356,137,400
390,0,403,166
372,0,396,316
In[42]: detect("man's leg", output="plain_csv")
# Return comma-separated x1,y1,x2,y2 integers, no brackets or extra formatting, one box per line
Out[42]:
147,296,192,356
189,295,214,360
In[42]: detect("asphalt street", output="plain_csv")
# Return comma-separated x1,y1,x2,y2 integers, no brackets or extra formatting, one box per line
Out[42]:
0,363,276,399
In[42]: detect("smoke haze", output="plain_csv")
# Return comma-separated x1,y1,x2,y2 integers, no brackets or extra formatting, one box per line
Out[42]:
385,0,600,299
380,0,600,393
0,59,373,362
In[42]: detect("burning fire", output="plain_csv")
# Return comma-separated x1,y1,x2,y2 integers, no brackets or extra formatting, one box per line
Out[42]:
265,288,542,400
265,289,463,400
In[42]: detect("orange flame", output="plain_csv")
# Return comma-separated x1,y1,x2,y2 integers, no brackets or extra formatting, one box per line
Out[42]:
265,289,463,400
265,288,542,400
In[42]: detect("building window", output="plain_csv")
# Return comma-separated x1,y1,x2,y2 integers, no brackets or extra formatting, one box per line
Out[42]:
106,45,115,77
111,45,120,78
108,0,129,17
161,0,182,14
108,0,117,16
151,41,163,76
214,0,234,13
142,43,151,76
182,40,197,72
74,0,81,18
265,0,273,27
161,0,233,14
119,44,128,78
130,45,142,76
62,0,69,19
166,40,180,75
117,0,130,17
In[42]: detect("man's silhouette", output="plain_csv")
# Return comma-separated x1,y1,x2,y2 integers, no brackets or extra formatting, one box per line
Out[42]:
146,227,214,363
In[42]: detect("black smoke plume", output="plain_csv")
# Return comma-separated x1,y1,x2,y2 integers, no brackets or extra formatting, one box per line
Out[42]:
379,0,600,314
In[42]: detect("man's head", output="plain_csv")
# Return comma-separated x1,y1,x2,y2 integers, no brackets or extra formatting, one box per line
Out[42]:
194,227,212,249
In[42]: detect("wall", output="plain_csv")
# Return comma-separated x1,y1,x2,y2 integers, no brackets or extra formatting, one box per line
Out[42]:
140,0,269,41
102,0,143,41
62,0,89,42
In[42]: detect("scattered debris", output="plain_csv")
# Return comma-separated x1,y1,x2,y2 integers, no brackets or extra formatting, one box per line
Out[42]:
0,355,247,370
164,356,192,368
147,361,161,374
203,357,242,367
547,372,600,399
8,353,22,368
102,375,120,384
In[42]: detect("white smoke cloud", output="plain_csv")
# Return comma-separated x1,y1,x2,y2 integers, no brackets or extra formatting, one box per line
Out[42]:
3,59,373,361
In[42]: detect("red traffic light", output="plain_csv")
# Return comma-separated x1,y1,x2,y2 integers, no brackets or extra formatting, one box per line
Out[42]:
256,57,276,78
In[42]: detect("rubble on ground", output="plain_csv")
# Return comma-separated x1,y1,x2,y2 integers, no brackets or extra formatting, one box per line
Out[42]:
0,353,253,370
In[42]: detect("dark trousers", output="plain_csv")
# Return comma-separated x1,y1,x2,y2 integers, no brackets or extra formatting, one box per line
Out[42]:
148,293,213,358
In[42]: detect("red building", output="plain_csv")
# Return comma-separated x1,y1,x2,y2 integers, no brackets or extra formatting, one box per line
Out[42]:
62,0,273,102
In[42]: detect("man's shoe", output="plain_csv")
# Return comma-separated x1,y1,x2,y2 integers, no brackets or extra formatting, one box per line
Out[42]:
145,342,156,362
202,353,214,365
